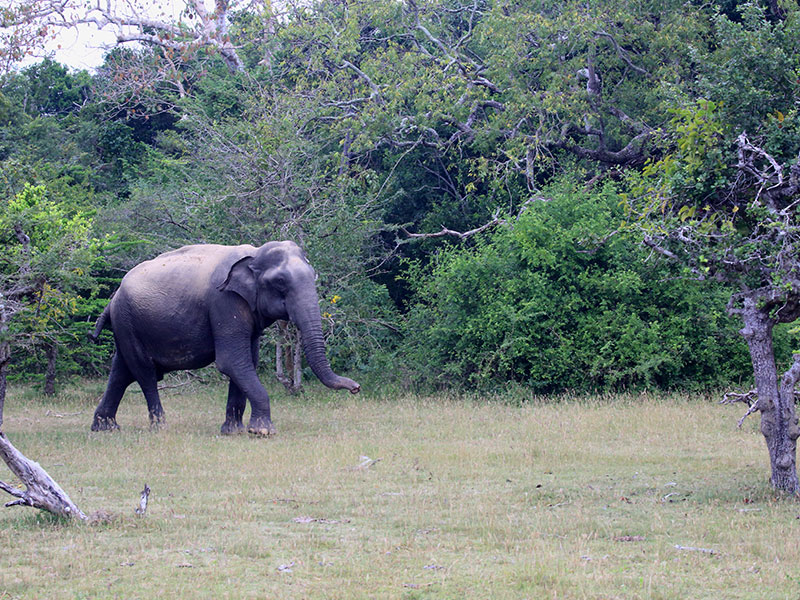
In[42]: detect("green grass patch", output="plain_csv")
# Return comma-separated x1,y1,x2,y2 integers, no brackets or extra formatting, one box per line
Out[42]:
0,381,798,599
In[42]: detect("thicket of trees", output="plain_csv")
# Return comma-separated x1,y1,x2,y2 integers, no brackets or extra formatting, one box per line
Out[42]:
1,0,798,415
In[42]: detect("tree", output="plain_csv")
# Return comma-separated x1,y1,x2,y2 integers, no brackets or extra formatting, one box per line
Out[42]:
0,183,97,421
0,182,90,518
626,5,800,492
0,431,87,520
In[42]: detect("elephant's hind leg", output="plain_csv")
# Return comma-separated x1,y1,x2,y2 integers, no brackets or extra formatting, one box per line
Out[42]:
92,353,134,431
117,338,166,429
221,381,247,435
139,374,166,430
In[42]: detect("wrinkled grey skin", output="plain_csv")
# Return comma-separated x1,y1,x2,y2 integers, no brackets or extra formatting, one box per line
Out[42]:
90,241,360,435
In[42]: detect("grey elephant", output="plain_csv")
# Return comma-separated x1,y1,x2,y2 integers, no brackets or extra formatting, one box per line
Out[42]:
90,241,360,435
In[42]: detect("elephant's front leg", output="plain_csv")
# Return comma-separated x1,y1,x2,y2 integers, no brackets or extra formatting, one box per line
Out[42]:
221,381,247,435
235,372,275,436
216,337,276,437
245,378,276,437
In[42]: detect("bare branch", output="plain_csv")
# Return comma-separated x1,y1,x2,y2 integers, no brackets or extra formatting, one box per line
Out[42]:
401,197,549,242
401,212,504,241
6,0,245,73
674,545,716,555
721,389,758,405
340,60,383,104
414,21,500,93
641,235,679,261
594,30,650,77
720,389,759,427
134,483,150,516
553,128,653,166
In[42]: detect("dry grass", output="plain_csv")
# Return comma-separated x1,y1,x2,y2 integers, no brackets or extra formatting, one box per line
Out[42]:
0,380,797,599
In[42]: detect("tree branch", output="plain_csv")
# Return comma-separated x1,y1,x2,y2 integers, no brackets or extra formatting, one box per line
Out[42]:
13,0,245,72
593,30,650,77
720,388,759,427
401,197,547,242
553,128,653,166
340,60,383,103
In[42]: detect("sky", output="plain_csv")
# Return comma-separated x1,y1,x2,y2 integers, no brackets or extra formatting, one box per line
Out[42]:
15,0,291,72
38,26,118,71
19,0,202,72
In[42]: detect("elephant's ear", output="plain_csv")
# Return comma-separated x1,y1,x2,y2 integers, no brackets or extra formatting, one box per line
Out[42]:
217,256,257,312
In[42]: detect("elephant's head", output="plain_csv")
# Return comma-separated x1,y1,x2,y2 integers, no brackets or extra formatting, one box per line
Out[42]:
219,241,360,394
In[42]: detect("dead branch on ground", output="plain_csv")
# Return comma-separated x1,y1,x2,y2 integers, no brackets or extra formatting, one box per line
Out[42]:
720,389,759,428
0,432,87,520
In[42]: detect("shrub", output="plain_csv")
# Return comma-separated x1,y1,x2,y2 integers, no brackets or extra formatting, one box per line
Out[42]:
402,183,764,392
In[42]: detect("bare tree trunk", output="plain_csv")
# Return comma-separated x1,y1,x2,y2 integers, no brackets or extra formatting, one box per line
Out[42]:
44,342,57,397
276,322,288,388
739,300,800,493
0,362,6,431
275,321,303,394
0,292,9,429
292,326,303,392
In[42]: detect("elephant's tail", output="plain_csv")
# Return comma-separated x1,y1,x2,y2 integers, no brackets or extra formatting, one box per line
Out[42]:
88,298,113,343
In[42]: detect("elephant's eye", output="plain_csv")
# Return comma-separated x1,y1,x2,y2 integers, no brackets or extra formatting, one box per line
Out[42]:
271,275,287,290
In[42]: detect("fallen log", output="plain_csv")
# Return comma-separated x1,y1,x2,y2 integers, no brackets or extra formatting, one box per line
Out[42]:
0,432,87,520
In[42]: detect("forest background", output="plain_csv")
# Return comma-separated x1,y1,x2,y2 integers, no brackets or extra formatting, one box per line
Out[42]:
1,0,799,399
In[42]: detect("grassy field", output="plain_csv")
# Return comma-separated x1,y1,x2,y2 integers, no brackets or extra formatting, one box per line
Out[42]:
0,379,798,599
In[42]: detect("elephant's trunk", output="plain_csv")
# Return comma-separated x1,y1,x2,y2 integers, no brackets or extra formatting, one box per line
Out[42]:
289,296,360,394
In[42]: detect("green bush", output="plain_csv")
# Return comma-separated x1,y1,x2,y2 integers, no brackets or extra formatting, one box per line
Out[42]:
402,184,763,392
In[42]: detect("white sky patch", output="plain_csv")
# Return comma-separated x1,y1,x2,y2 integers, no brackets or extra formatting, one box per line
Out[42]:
15,0,216,72
39,25,118,71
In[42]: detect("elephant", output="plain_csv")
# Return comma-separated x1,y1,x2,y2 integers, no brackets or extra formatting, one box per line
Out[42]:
89,241,360,435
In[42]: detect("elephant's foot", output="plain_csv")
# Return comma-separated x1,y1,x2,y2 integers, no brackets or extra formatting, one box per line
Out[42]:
91,415,120,432
220,420,246,435
149,416,166,432
247,416,276,437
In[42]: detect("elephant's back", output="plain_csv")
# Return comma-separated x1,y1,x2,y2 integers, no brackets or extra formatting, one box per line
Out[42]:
120,244,253,296
110,244,254,333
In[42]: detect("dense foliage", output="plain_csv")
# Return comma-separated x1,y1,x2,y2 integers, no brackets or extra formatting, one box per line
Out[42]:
1,0,799,395
404,184,789,391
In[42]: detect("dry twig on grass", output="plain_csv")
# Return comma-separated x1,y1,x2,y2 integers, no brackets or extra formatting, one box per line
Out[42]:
135,483,150,516
675,544,717,555
720,389,760,427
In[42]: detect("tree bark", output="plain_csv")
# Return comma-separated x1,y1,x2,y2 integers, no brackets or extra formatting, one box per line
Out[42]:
292,326,303,392
739,298,800,493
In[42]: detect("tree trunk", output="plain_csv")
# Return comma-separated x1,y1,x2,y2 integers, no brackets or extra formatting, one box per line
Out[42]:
739,299,800,493
292,326,303,391
0,292,8,430
0,361,6,431
275,321,303,394
44,342,57,397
